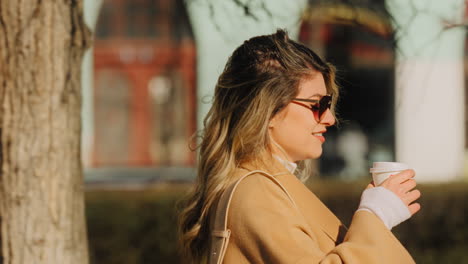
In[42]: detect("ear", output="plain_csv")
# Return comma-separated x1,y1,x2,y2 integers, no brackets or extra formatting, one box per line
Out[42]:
269,120,275,128
269,114,279,128
269,108,286,128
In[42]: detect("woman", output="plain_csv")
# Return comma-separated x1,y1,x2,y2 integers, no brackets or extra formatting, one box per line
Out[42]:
179,29,421,264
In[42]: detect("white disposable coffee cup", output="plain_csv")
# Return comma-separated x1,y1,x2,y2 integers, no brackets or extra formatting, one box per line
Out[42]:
370,162,410,186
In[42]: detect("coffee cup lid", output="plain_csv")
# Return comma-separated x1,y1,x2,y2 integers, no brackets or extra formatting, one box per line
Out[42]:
369,162,409,173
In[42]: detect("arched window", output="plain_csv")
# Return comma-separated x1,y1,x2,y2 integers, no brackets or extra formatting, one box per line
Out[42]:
94,69,131,166
148,70,190,166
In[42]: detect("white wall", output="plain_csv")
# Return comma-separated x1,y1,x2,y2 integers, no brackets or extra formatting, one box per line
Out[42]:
387,0,466,181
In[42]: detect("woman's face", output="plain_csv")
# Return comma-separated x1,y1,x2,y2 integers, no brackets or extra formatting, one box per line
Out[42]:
269,73,335,162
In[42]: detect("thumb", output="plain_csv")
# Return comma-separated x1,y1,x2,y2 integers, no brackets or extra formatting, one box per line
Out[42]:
366,181,375,189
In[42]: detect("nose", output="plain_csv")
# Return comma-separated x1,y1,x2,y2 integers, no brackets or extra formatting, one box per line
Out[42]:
320,109,336,126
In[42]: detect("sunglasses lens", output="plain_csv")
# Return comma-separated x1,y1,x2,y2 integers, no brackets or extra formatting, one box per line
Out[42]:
291,95,332,122
318,96,332,121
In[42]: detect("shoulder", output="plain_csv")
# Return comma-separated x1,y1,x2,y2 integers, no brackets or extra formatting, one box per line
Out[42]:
228,172,299,221
233,171,289,199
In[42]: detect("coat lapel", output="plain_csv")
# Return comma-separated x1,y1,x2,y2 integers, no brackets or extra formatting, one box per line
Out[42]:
275,173,345,244
238,158,345,246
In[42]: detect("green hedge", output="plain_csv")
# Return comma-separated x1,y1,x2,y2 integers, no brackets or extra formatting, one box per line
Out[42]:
86,181,468,264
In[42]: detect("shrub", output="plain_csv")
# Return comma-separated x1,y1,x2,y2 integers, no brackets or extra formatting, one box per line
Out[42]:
86,181,468,263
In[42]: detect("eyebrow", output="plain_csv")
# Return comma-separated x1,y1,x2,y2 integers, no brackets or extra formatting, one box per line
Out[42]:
307,93,325,99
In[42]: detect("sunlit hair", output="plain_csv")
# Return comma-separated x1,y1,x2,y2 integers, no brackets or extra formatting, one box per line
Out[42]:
179,29,339,263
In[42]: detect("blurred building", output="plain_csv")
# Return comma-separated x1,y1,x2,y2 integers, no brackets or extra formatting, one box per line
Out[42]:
300,2,396,176
301,1,467,178
88,0,467,179
92,0,196,167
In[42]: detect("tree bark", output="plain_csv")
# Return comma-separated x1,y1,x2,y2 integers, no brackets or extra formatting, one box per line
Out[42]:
0,1,91,263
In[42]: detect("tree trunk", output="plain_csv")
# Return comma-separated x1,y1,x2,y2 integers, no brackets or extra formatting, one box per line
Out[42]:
0,1,91,263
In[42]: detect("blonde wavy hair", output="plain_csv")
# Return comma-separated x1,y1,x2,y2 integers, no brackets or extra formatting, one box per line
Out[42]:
179,29,339,263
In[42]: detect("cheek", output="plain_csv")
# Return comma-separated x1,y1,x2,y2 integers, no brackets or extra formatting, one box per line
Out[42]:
271,117,323,161
289,114,323,155
289,111,316,133
283,113,317,145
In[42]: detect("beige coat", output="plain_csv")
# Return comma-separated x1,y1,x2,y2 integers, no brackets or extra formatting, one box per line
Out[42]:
211,159,415,264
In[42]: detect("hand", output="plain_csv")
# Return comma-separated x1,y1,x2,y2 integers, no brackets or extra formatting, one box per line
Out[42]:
380,169,421,215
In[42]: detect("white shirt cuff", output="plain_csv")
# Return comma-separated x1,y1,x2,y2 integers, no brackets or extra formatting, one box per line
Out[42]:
357,187,411,230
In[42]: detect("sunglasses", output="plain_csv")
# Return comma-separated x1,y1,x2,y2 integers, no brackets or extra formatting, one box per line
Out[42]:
291,95,332,122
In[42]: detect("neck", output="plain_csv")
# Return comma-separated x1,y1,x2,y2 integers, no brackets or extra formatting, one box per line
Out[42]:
273,155,297,174
270,140,294,163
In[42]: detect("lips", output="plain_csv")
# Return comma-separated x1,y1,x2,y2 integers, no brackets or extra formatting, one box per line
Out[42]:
312,131,326,143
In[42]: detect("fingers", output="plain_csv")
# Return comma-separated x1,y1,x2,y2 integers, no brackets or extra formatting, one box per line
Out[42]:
408,202,421,215
380,169,421,216
381,170,415,193
402,189,421,206
390,169,415,183
400,179,417,194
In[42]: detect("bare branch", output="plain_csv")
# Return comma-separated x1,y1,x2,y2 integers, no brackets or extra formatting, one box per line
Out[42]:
442,19,468,29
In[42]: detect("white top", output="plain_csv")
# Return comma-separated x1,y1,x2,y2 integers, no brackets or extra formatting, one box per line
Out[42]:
274,155,297,174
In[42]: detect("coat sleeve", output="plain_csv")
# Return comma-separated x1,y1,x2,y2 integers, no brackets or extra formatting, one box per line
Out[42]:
226,175,415,264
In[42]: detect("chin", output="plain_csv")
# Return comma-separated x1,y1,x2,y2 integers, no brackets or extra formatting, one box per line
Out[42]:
295,151,322,162
307,148,323,160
